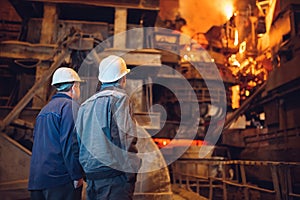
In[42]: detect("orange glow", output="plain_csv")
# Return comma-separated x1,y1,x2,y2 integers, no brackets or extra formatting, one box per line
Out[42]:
181,25,192,37
231,85,240,109
153,138,170,148
234,29,239,46
178,0,235,36
153,138,205,149
239,41,246,54
224,4,234,20
248,80,257,87
245,90,250,96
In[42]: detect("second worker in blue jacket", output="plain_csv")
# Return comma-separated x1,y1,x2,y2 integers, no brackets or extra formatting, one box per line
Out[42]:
28,67,84,200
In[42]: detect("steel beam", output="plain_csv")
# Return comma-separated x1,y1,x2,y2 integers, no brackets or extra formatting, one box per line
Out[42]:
0,41,56,60
0,49,70,131
25,0,160,10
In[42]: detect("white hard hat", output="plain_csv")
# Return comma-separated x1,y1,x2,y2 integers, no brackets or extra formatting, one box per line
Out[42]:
51,67,82,85
98,55,130,83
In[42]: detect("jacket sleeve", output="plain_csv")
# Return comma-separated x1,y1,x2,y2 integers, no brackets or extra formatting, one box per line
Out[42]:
113,95,141,171
60,102,83,181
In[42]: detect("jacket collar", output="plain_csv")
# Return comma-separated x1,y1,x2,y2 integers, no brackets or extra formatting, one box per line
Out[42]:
52,93,72,100
101,82,120,90
100,83,124,92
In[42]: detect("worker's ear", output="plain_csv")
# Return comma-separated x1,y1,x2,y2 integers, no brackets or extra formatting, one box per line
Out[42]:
69,82,75,94
120,76,126,88
71,82,80,100
69,84,75,97
71,83,76,92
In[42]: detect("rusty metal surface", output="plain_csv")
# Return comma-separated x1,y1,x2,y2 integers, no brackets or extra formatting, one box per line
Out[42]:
27,18,109,44
172,158,300,200
0,133,31,199
0,41,56,60
134,126,173,199
265,56,300,92
26,0,160,10
99,48,162,66
0,49,70,131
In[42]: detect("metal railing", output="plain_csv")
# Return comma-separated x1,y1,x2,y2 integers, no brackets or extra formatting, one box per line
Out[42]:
171,159,300,200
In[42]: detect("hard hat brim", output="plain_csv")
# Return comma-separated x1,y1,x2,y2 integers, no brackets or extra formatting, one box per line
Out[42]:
99,68,130,83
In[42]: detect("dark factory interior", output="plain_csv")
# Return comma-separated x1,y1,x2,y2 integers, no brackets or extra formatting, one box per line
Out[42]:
0,0,300,199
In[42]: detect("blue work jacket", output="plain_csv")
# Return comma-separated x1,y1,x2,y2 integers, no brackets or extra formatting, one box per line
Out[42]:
28,93,82,190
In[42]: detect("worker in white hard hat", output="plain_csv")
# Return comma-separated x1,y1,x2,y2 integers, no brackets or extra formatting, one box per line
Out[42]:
28,67,84,200
76,55,141,200
51,67,83,100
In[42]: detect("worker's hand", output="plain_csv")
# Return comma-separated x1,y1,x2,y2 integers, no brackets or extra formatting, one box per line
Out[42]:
73,178,83,188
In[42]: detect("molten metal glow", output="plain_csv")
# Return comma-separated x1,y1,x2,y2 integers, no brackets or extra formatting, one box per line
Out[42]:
224,4,234,20
239,41,247,54
178,0,236,36
234,29,239,46
231,85,240,109
245,90,250,97
162,140,167,146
